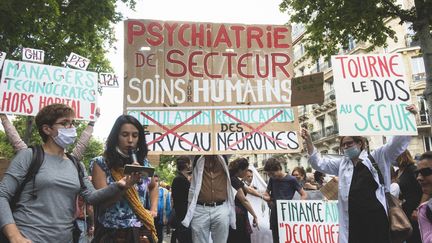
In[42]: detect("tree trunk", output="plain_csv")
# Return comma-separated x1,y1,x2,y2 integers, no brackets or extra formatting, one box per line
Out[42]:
23,116,33,145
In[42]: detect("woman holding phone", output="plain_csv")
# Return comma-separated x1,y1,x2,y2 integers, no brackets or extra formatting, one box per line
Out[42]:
91,115,159,243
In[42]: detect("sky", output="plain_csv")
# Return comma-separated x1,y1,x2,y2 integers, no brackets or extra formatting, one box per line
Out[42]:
93,0,290,141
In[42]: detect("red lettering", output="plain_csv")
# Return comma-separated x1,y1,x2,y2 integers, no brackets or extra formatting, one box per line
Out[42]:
164,23,178,46
188,51,203,77
191,24,205,46
247,27,264,48
147,22,163,46
390,54,403,77
272,53,291,78
284,223,292,242
274,27,290,48
204,52,222,78
335,56,349,78
230,26,245,48
348,59,358,77
367,56,379,77
306,224,313,243
135,53,145,67
178,24,190,47
238,53,253,78
214,25,232,47
222,52,237,78
166,50,186,77
127,21,145,45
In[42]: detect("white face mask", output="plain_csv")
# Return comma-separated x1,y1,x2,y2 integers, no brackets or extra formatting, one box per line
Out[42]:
53,127,77,149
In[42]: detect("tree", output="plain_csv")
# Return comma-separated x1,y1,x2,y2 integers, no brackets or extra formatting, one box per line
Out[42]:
155,155,176,185
0,0,136,70
280,0,432,123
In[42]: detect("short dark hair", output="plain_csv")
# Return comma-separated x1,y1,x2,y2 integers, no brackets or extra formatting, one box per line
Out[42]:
339,136,366,153
35,103,75,142
420,151,432,161
264,157,283,172
228,157,249,176
247,169,253,173
176,156,190,171
104,115,148,169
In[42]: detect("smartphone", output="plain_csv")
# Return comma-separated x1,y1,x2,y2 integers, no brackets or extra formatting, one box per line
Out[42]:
124,164,155,177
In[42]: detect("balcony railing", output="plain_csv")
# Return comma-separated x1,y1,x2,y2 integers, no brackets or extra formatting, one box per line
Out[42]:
311,125,339,141
419,111,430,125
412,73,426,82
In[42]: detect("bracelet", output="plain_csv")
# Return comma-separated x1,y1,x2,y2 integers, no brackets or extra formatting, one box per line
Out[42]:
88,121,95,126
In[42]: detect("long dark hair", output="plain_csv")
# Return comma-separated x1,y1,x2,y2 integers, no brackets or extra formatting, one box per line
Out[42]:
104,115,148,169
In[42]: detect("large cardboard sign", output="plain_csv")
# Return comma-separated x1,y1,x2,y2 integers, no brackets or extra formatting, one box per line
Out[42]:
277,200,339,243
332,54,418,136
0,60,98,120
291,72,324,106
125,19,299,155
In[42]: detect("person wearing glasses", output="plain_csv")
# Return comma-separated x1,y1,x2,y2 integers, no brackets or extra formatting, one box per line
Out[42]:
0,104,140,243
416,151,432,242
0,107,101,160
301,104,417,243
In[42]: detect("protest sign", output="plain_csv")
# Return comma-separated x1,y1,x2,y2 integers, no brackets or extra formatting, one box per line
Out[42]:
0,52,6,70
125,19,299,155
0,60,98,120
22,47,45,63
277,200,339,243
66,52,90,70
99,73,119,87
332,54,418,136
291,72,324,106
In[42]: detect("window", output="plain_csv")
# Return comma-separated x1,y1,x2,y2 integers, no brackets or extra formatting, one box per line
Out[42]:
424,136,432,152
411,57,426,81
418,96,430,125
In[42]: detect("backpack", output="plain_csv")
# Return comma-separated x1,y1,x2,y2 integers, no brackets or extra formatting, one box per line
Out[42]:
1,145,85,242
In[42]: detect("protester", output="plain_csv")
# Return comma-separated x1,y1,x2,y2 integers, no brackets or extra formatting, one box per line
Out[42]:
182,155,235,243
91,114,158,243
228,157,259,243
263,157,307,243
396,150,423,243
0,108,101,159
389,166,400,198
291,166,317,190
171,156,192,243
1,108,101,243
301,103,417,243
0,104,137,242
415,151,432,242
243,169,254,187
154,176,171,243
314,170,326,189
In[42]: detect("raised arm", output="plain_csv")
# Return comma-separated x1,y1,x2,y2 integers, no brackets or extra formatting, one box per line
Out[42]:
0,114,28,151
71,108,100,160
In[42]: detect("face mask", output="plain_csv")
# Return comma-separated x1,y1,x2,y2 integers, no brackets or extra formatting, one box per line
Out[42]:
344,146,361,160
53,127,77,149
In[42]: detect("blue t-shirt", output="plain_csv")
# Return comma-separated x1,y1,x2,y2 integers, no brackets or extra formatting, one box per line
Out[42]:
267,174,301,200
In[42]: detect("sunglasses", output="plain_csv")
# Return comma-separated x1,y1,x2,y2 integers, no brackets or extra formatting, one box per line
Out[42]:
415,167,432,177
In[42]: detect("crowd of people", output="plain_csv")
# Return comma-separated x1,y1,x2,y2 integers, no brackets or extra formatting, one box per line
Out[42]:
0,103,432,243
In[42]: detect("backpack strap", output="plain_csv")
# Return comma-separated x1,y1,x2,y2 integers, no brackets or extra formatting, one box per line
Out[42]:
66,153,85,190
368,153,385,186
10,145,45,211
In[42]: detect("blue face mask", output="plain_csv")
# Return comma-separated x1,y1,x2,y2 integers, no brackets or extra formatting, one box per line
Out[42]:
344,146,361,160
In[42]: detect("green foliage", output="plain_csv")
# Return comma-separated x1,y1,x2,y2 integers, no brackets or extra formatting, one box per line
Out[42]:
279,0,422,60
0,131,15,159
78,137,104,169
155,155,176,185
0,0,136,70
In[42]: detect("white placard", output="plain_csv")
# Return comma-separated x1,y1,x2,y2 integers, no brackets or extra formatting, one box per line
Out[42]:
99,72,119,87
0,60,98,120
22,47,45,63
66,52,90,70
332,53,418,136
0,51,6,70
277,200,339,243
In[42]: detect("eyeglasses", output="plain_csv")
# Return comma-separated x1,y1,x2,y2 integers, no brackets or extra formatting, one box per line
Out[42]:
54,120,76,128
415,167,432,177
341,140,355,148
